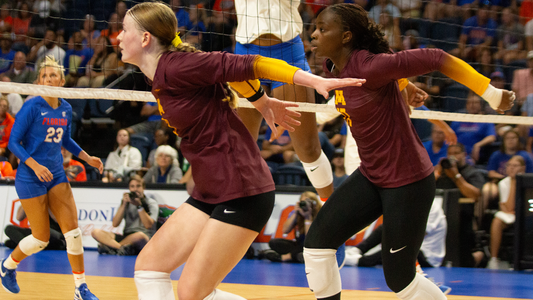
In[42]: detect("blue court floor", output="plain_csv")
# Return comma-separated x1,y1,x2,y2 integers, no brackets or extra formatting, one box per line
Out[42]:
1,246,532,299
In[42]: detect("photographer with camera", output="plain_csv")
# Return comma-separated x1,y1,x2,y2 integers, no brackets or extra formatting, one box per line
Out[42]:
263,192,322,263
434,143,488,267
91,175,159,255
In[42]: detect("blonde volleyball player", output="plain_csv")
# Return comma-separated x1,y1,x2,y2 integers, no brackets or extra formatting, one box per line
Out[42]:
0,56,103,299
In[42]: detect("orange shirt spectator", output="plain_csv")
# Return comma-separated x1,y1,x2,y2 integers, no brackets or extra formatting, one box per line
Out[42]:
0,98,14,152
62,147,87,182
0,160,13,177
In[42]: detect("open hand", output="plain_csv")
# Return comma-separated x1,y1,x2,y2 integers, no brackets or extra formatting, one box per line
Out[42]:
252,95,301,138
315,78,366,99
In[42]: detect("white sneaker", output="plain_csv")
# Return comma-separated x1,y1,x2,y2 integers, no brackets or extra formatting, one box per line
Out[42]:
487,257,500,270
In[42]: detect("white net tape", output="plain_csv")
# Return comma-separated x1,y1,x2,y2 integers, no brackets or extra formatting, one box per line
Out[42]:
3,81,532,125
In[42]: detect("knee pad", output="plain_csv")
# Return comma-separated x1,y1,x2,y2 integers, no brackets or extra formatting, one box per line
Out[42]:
301,151,333,189
204,289,246,300
396,273,446,300
303,248,341,298
19,235,49,256
64,228,84,255
135,271,174,300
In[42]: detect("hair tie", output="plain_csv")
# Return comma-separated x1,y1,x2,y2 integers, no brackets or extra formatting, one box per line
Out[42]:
172,32,182,47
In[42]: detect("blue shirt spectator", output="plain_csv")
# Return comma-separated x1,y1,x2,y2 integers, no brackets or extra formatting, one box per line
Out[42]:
450,122,496,155
461,14,497,46
146,102,162,122
487,151,533,174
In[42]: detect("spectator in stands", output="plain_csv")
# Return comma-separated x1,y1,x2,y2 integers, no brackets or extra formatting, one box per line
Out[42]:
12,2,32,53
102,129,143,183
184,5,206,49
487,129,533,178
318,116,347,150
494,8,527,65
474,47,495,79
126,102,162,136
345,197,447,268
263,191,322,263
0,32,15,74
0,98,14,161
332,148,348,188
146,128,176,168
511,51,533,105
483,130,533,211
63,30,93,87
101,13,121,48
521,94,533,117
170,0,190,33
29,0,63,40
3,51,36,84
454,4,497,61
116,0,128,23
0,3,13,33
526,18,533,52
4,205,65,250
379,8,402,51
487,155,526,269
368,0,401,28
423,125,449,166
91,175,159,255
450,93,496,162
81,14,100,49
0,77,23,117
143,145,183,184
62,147,87,182
434,143,487,267
76,36,118,88
27,28,65,67
527,126,533,153
202,10,234,52
0,160,13,178
261,126,297,165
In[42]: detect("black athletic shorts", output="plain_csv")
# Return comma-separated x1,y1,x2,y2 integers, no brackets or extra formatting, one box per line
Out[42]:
185,191,275,232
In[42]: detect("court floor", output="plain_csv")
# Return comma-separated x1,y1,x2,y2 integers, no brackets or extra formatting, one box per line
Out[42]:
0,246,532,300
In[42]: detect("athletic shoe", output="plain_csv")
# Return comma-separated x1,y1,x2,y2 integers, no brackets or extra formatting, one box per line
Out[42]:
97,244,117,255
487,257,500,270
0,259,20,294
74,283,99,300
336,243,346,269
264,250,282,262
116,244,136,256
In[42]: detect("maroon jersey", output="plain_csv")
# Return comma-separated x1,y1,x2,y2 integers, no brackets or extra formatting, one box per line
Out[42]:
152,51,275,203
324,48,446,187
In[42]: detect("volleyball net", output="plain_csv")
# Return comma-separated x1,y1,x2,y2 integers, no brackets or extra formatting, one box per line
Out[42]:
0,0,532,126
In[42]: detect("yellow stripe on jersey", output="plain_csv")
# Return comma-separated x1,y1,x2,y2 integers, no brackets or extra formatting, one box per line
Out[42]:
229,80,262,98
253,56,300,85
398,78,409,91
440,54,490,96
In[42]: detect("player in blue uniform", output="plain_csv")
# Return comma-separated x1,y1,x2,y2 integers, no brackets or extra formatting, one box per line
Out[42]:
0,56,103,300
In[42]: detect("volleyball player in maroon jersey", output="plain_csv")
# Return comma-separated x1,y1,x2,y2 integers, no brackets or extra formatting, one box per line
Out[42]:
302,4,515,300
116,2,365,300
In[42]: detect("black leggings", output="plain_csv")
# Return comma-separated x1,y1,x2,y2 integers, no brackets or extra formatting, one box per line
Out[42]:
304,169,435,293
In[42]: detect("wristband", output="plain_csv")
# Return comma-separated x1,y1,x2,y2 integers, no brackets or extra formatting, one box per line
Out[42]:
305,221,312,226
137,205,143,210
455,173,462,180
247,86,265,102
481,84,502,110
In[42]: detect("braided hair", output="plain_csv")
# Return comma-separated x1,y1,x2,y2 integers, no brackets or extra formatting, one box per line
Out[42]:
325,3,391,55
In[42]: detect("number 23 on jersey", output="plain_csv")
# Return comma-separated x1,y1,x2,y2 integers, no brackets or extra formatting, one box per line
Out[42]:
44,127,64,143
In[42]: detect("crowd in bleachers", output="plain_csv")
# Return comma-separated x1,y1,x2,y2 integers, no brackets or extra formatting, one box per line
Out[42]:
0,0,530,268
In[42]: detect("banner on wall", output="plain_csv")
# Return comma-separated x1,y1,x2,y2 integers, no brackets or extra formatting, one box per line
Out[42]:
0,184,378,249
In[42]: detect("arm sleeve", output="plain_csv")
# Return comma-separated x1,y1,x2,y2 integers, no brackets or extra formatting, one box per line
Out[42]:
8,102,34,163
228,79,262,98
252,56,300,85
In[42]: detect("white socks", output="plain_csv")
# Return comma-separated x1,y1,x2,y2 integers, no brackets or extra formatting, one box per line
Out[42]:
135,271,174,300
3,256,19,269
396,273,447,300
73,271,86,288
204,289,246,300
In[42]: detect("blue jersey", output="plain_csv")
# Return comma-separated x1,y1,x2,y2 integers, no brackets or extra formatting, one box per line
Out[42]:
8,96,82,182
